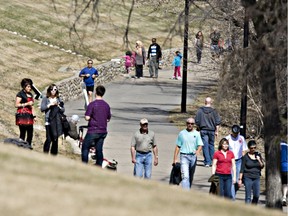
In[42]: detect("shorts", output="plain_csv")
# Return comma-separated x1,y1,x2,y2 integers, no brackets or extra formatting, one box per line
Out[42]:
86,85,94,93
281,171,288,184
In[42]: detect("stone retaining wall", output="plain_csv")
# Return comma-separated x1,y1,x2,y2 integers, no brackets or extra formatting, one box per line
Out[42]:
55,48,182,102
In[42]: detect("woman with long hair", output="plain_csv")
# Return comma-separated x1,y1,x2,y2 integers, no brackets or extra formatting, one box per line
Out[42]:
135,40,146,78
15,78,36,149
195,31,204,64
40,84,65,155
212,138,236,199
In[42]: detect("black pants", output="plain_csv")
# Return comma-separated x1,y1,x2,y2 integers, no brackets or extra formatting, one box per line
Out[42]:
19,125,33,145
44,125,58,155
196,47,202,63
135,64,143,78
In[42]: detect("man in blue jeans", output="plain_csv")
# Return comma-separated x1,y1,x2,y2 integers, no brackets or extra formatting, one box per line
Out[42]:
130,118,158,179
173,118,203,190
81,85,111,166
195,97,221,167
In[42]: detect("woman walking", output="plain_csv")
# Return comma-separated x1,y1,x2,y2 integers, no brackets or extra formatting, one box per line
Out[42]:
238,140,264,204
40,84,65,155
195,31,204,64
212,138,236,199
135,40,146,78
15,78,36,149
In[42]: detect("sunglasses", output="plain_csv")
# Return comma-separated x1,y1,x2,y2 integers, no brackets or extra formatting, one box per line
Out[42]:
51,88,57,92
88,62,93,64
186,122,195,125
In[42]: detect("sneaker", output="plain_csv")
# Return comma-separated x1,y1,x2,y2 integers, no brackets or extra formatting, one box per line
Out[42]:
178,77,182,80
283,197,287,206
170,76,176,79
205,164,210,168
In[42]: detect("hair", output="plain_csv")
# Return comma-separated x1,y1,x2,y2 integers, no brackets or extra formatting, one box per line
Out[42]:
248,140,257,148
95,85,106,97
46,84,59,98
21,78,33,89
87,59,93,64
136,40,143,47
175,51,180,55
218,138,229,150
125,50,132,56
152,38,156,42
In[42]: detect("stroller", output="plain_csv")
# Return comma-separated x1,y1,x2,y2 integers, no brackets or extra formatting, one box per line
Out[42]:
78,125,118,171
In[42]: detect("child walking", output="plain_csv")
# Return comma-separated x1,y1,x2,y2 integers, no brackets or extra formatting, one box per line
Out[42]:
123,51,135,75
172,51,182,80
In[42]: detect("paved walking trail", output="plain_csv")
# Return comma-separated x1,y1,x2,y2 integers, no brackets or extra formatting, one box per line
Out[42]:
64,61,267,206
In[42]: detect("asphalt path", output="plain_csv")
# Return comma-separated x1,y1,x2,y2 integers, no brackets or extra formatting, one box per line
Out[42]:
64,65,269,207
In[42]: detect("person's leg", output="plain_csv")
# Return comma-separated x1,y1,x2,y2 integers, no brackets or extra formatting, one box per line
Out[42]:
244,177,253,203
189,155,197,187
134,152,144,178
149,59,154,77
81,133,94,163
251,178,260,204
224,175,232,199
200,130,210,166
50,138,58,155
208,131,215,166
94,133,107,166
154,59,159,78
281,172,288,205
43,125,52,153
216,174,225,197
135,65,140,78
196,48,201,63
177,66,181,78
231,159,242,200
139,65,143,77
173,67,177,78
180,154,190,190
26,125,33,146
199,49,202,63
144,152,153,179
19,125,26,141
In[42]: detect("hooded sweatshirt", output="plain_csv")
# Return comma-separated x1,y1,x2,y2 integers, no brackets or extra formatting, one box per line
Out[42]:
195,106,221,131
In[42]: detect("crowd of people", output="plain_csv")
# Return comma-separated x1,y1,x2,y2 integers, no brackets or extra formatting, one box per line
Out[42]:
14,29,286,207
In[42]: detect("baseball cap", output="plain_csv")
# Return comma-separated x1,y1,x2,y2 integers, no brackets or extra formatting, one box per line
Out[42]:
71,115,80,122
232,125,240,134
140,118,148,124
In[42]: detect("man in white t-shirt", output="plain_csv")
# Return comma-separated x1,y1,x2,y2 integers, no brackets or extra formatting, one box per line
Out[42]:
225,125,248,200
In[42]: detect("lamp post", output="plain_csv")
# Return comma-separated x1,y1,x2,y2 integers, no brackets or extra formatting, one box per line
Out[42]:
240,8,249,137
181,0,190,113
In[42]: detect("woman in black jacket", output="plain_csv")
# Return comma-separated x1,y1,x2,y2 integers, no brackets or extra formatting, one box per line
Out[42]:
238,140,264,204
40,84,64,155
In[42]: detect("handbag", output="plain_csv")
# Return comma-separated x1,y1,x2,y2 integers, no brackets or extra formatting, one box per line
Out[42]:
15,108,34,125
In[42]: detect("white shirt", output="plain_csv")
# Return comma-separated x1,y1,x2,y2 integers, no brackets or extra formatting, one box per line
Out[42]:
225,134,248,160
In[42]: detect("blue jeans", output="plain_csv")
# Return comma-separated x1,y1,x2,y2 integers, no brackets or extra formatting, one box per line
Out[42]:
200,130,215,166
231,159,242,200
216,173,232,199
134,152,152,179
180,153,197,190
243,177,260,204
81,132,107,166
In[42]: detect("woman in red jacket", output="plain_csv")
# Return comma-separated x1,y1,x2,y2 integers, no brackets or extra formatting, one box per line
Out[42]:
212,138,236,199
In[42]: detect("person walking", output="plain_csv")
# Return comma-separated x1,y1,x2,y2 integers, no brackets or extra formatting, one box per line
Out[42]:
238,140,264,204
81,85,111,166
225,125,248,200
195,97,221,167
173,118,203,190
15,78,36,149
147,38,162,78
79,59,99,103
130,118,158,179
195,31,204,64
209,27,221,58
134,41,146,79
281,141,288,206
212,138,236,199
171,51,182,80
40,84,65,155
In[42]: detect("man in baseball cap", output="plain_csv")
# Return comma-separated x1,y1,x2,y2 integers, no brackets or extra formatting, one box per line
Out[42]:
130,118,158,179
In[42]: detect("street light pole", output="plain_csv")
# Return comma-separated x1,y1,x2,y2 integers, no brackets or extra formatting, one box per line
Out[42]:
240,8,249,137
181,0,190,113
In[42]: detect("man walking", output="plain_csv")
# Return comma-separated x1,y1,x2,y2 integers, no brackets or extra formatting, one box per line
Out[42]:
209,27,221,58
225,125,248,200
195,97,221,167
130,118,158,179
173,118,203,190
79,59,98,103
147,38,162,78
81,85,111,166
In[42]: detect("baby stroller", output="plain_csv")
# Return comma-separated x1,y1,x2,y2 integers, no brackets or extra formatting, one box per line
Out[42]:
78,125,118,171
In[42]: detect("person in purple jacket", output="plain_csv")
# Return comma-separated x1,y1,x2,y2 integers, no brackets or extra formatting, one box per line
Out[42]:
81,85,111,166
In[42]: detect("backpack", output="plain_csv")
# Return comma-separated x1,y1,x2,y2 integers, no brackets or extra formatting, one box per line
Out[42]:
60,113,70,138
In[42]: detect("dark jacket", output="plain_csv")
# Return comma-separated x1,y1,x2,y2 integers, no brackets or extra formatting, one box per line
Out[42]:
195,106,221,131
147,43,162,60
49,105,64,140
169,162,182,185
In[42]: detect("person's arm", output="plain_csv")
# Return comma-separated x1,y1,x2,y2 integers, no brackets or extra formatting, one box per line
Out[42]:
195,145,202,156
215,125,219,137
173,145,180,164
85,115,90,121
238,156,245,186
153,145,158,166
211,158,217,175
131,146,136,164
256,154,265,168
